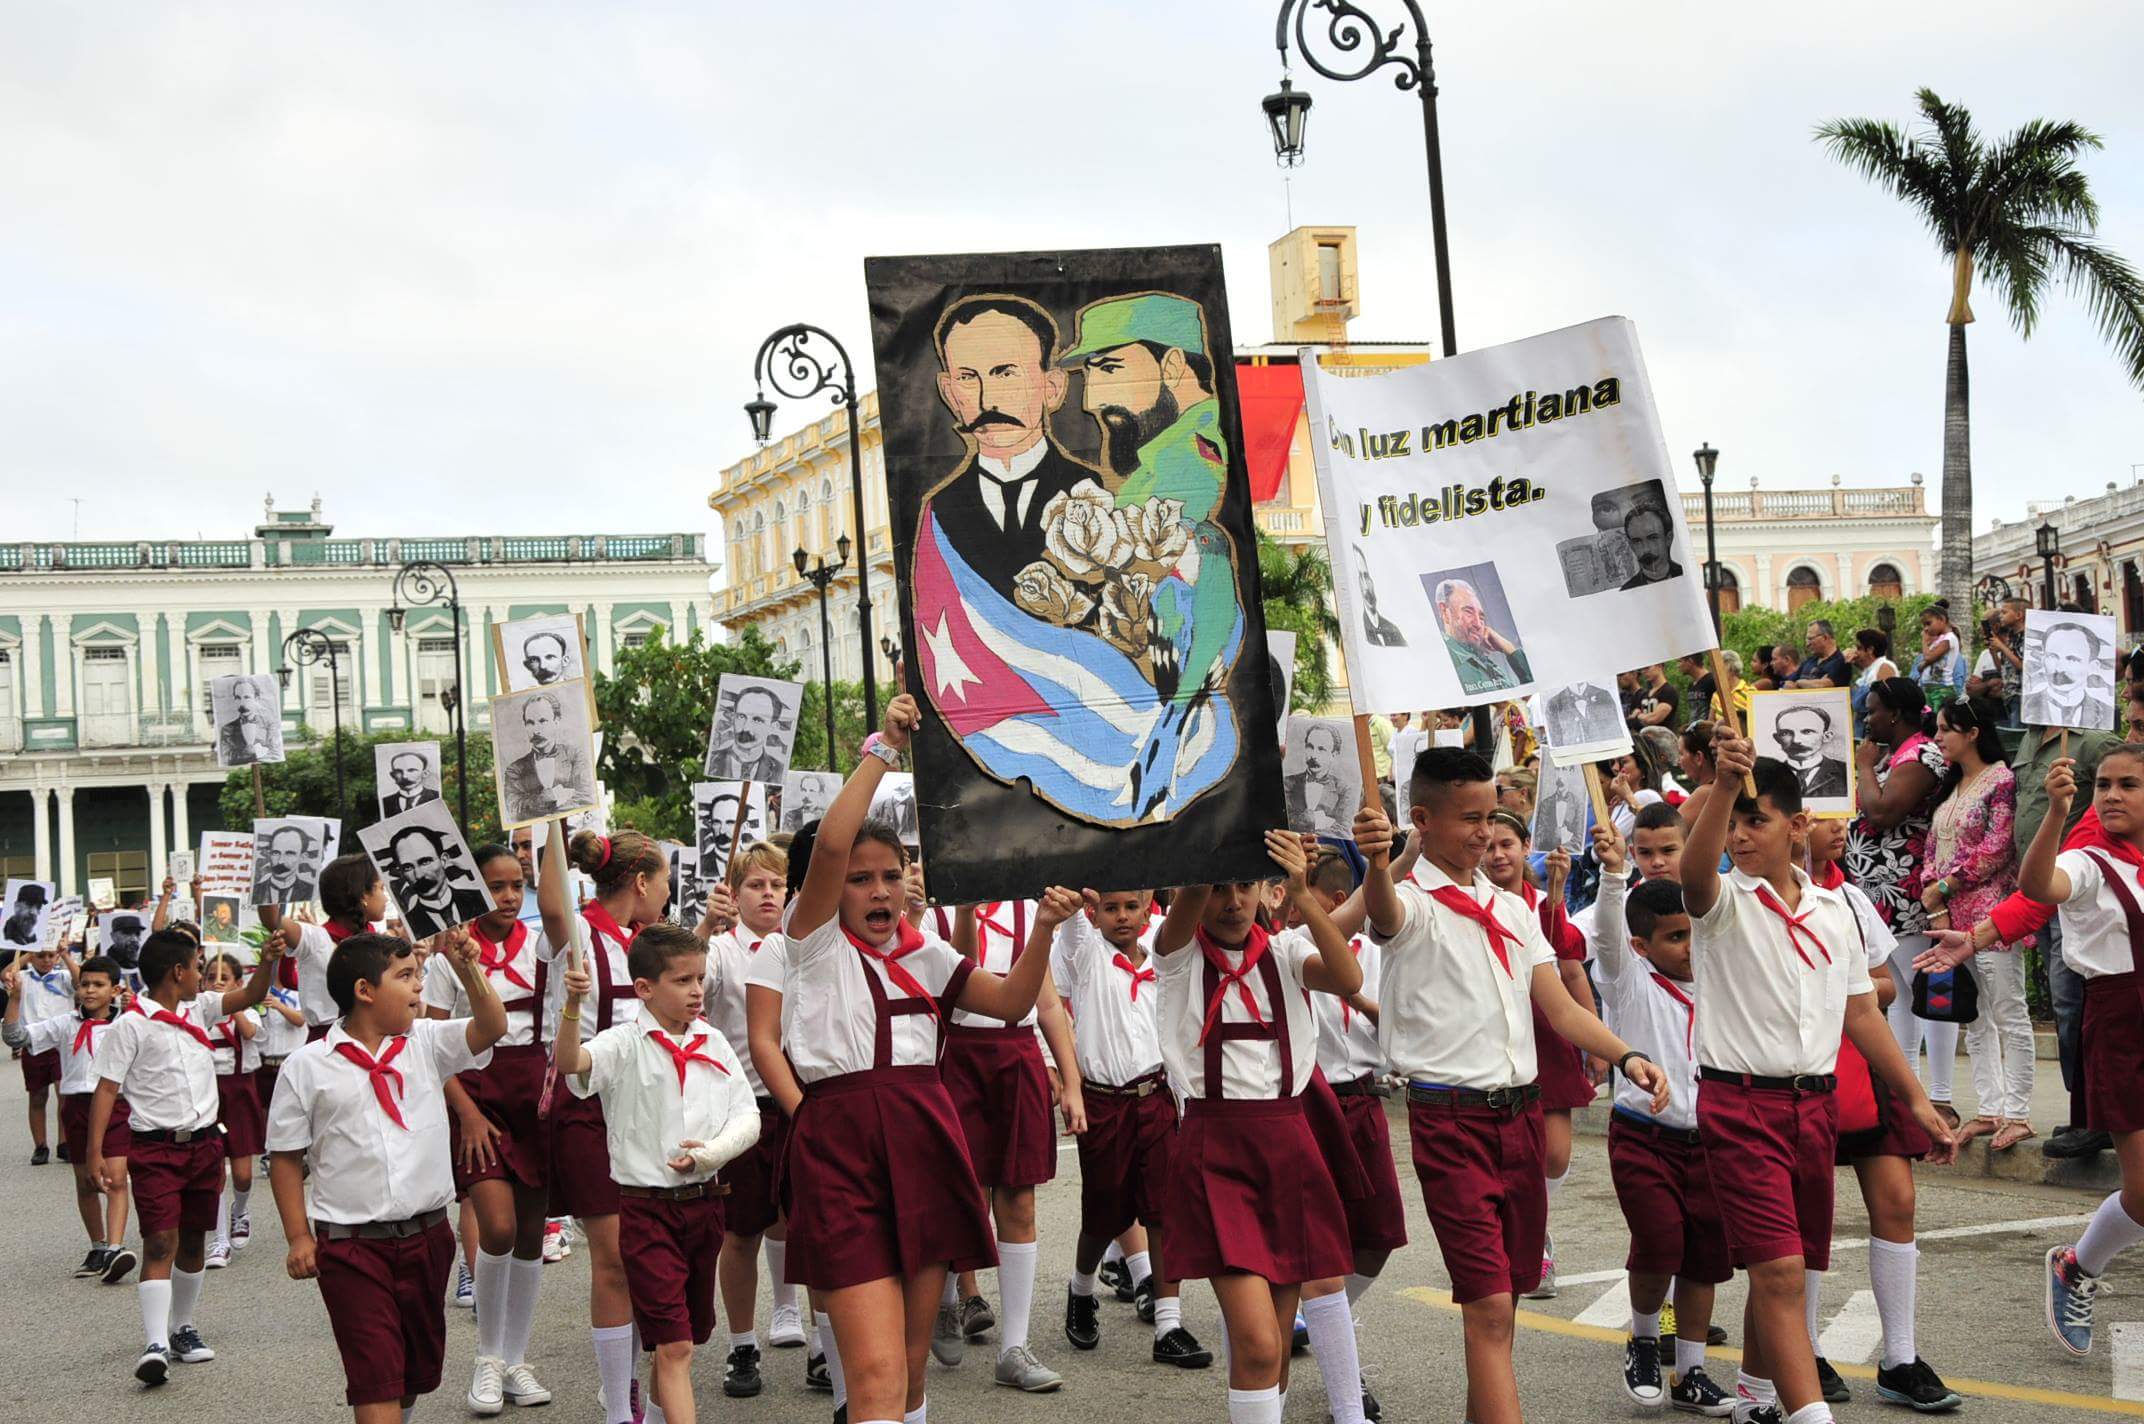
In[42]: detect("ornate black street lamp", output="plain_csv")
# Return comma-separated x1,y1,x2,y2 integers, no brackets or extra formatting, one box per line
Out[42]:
796,539,850,773
2036,521,2062,610
387,560,468,826
278,627,347,823
1692,442,1721,635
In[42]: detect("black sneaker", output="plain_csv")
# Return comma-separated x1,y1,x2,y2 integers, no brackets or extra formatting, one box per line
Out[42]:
56,1141,70,1162
1064,1288,1101,1350
804,1352,831,1392
833,1408,846,1424
30,1146,49,1166
723,1343,763,1398
960,1293,995,1341
1361,1383,1383,1421
135,1343,170,1386
1133,1275,1155,1325
1152,1326,1213,1369
1706,1324,1728,1346
1670,1365,1733,1416
102,1246,139,1284
1100,1258,1132,1300
1874,1357,1963,1412
2044,1125,2113,1160
1291,1314,1309,1354
75,1248,108,1279
1815,1355,1851,1404
170,1325,214,1364
1742,1406,1783,1424
1622,1334,1664,1407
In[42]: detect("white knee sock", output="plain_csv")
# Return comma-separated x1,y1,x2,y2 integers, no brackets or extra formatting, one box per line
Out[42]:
1546,1168,1568,1201
1632,1306,1661,1340
502,1256,542,1366
231,1184,250,1221
1153,1294,1182,1337
2076,1191,2144,1276
1735,1368,1776,1405
1803,1268,1823,1348
214,1190,231,1249
139,1278,171,1347
1070,1268,1096,1296
1302,1293,1364,1424
1868,1236,1918,1369
997,1240,1037,1354
1675,1335,1706,1375
1228,1385,1281,1423
1103,1239,1125,1266
765,1238,796,1313
1344,1272,1376,1307
644,1400,668,1424
169,1266,203,1330
593,1324,635,1424
816,1310,847,1409
1126,1249,1152,1284
1786,1405,1836,1424
942,1274,960,1307
903,1405,927,1424
475,1248,512,1359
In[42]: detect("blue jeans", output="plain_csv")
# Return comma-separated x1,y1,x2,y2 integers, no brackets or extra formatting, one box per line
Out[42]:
2047,919,2086,1128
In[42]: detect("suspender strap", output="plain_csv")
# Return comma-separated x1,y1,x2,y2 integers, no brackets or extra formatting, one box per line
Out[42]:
1198,948,1292,1101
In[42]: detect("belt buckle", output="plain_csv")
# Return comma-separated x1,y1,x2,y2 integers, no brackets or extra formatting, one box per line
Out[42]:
1133,1080,1155,1098
1484,1087,1519,1111
1791,1074,1825,1093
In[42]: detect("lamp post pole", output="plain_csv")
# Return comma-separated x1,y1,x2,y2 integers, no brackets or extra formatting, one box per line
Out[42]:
749,325,879,729
1693,443,1721,636
1268,0,1457,358
2037,522,2062,611
388,560,468,827
279,628,347,823
795,543,848,773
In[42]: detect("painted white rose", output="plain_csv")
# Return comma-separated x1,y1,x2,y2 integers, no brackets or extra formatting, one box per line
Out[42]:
1041,480,1131,579
1098,570,1153,659
1012,560,1096,628
1120,496,1190,570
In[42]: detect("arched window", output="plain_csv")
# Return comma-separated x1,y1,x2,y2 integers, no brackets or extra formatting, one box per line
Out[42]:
752,511,765,532
821,477,834,504
1785,565,1822,612
774,499,786,520
1868,563,1903,600
1715,567,1742,616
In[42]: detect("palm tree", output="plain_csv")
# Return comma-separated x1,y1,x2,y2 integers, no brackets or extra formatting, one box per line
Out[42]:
1817,91,2144,614
1257,530,1342,710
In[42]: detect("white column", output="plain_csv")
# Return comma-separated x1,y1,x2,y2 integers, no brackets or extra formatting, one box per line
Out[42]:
138,612,163,717
369,610,390,710
51,615,74,718
30,787,52,883
20,616,44,719
251,612,273,680
391,616,412,722
668,600,687,646
172,779,192,861
148,782,168,885
55,784,77,896
593,602,615,672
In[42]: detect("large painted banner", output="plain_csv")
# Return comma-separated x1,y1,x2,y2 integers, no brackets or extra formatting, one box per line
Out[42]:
865,244,1285,903
1303,317,1715,713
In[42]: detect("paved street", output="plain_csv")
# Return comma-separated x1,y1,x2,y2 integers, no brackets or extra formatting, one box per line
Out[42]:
0,1069,2134,1422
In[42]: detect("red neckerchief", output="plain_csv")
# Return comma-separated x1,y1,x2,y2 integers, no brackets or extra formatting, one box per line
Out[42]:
332,1035,409,1130
71,1012,115,1056
1194,923,1270,1044
472,919,534,991
582,900,635,950
1111,951,1157,1002
647,1027,729,1090
1810,860,1846,892
1430,883,1520,979
1341,938,1365,1029
977,901,1029,965
149,1006,215,1050
843,919,939,1017
1753,883,1833,969
212,1017,242,1057
1649,973,1696,1056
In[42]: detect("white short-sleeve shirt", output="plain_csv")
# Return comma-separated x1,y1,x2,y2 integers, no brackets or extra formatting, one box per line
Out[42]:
946,901,1041,1029
265,1018,490,1224
2054,848,2144,978
292,923,342,1027
568,1016,760,1188
1371,862,1556,1090
257,986,307,1059
1154,926,1318,1100
1689,867,1873,1078
704,929,776,1096
424,921,559,1048
93,993,233,1132
24,1010,122,1096
778,916,971,1083
1049,914,1163,1088
209,1009,262,1076
1310,935,1384,1083
571,906,645,1038
17,964,74,1028
1590,869,1699,1130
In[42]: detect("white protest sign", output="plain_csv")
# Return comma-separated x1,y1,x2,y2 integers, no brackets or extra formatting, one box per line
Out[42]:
1302,318,1715,713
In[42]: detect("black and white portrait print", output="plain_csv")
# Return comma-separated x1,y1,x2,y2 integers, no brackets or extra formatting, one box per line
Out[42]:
704,675,804,783
869,772,920,847
1352,547,1407,647
251,818,327,907
498,613,585,692
375,741,444,817
1556,478,1686,596
492,682,601,829
1282,716,1362,841
2023,609,2118,732
210,673,285,768
2,879,54,949
694,781,769,884
1531,764,1590,855
1265,630,1297,743
780,770,842,833
356,801,495,941
98,911,148,968
1541,678,1633,767
667,844,706,926
1750,689,1855,816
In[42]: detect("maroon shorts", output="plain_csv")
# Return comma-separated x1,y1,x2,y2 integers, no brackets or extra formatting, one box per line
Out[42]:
306,1023,331,1044
61,1092,132,1162
1607,1113,1732,1285
128,1132,227,1235
1331,1082,1409,1253
722,1097,790,1239
547,1089,620,1218
316,1218,457,1406
1408,1099,1547,1303
1531,1002,1599,1112
217,1074,266,1159
1169,1096,1353,1285
619,1193,725,1347
784,1066,996,1291
1696,1079,1838,1270
253,1061,284,1113
941,1026,1057,1188
1836,1075,1934,1164
451,1045,549,1195
1074,1079,1176,1240
2083,971,2144,1134
20,1047,59,1094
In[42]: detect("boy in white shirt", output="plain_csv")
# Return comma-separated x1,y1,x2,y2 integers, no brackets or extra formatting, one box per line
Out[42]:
562,922,761,1424
15,941,74,1164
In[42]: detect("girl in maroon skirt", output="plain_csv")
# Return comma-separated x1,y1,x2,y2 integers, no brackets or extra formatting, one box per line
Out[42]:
768,693,1061,1424
202,953,263,1271
428,841,560,1414
543,826,669,1424
1154,830,1363,1424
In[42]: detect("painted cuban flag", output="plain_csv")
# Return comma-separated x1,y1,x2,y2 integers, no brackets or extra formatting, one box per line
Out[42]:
912,509,1240,827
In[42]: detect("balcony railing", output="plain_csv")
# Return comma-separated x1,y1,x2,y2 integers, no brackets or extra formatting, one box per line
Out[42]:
3,531,706,574
1679,486,1927,522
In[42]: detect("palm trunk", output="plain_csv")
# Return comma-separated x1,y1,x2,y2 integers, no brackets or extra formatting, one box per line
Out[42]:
1939,322,1973,616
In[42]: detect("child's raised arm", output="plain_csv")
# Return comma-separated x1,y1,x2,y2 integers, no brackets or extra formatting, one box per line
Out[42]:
790,695,917,940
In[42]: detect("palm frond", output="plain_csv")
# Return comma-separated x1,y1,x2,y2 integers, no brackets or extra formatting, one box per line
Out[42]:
1976,222,2054,337
1816,116,1958,249
2043,232,2144,388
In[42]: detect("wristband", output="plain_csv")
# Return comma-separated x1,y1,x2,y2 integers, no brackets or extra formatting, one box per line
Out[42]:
866,738,901,768
1615,1050,1651,1078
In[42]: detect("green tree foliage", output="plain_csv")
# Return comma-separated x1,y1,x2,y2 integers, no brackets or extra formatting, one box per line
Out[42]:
217,726,500,845
1257,530,1341,712
1720,593,1943,674
789,679,872,777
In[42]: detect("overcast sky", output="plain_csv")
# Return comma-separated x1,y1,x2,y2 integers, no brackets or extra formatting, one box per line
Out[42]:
6,2,2141,553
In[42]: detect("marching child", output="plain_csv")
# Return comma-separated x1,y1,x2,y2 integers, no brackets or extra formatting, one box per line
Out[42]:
267,929,507,1423
1053,886,1212,1369
428,842,562,1414
261,853,386,1042
560,921,760,1424
3,952,138,1281
15,940,74,1164
201,952,263,1270
1359,748,1670,1424
1680,740,1953,1424
88,928,283,1385
1629,801,1690,884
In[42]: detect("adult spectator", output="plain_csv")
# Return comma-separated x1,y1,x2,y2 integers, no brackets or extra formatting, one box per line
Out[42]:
1847,627,1901,739
1675,720,1719,825
1968,598,2026,726
1750,644,1778,692
1627,664,1680,732
1785,619,1850,688
1766,642,1801,688
1677,652,1716,726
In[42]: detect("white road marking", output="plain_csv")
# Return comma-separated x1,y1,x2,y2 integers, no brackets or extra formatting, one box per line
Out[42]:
2114,1322,2144,1402
1574,1277,1633,1329
1555,1214,2091,1289
1817,1289,1884,1365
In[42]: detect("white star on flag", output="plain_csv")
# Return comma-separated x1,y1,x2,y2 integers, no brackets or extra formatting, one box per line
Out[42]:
923,612,981,704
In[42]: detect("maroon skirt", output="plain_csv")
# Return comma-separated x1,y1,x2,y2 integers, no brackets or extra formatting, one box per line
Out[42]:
940,1026,1057,1188
722,1096,791,1239
1330,1080,1409,1252
2084,971,2144,1134
217,1072,267,1159
451,1045,549,1194
1167,1096,1354,1285
61,1091,131,1161
1530,1002,1597,1111
1303,1068,1374,1203
783,1065,996,1291
546,1087,620,1218
1074,1079,1177,1238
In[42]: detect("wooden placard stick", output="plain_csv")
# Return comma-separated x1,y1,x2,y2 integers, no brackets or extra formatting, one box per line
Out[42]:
1580,762,1615,834
538,817,583,1120
1707,648,1759,798
2059,728,2069,759
1350,713,1388,867
726,780,753,879
251,764,267,818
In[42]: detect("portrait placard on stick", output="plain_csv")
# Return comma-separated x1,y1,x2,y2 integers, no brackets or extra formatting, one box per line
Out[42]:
1282,716,1362,840
1750,689,1856,818
1541,678,1634,769
492,682,601,830
210,673,285,767
1531,763,1592,855
780,770,842,832
869,772,920,848
251,817,329,907
2022,609,2117,732
2,879,54,951
376,741,444,817
356,801,495,941
693,781,769,884
705,675,803,782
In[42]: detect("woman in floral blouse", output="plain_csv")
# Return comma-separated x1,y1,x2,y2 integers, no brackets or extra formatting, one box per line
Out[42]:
1847,677,1959,1126
1919,701,2035,1149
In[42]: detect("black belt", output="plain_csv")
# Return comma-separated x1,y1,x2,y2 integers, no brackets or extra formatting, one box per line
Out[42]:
1329,1074,1381,1097
131,1124,224,1145
314,1207,449,1241
260,1055,289,1068
1406,1082,1541,1114
1699,1066,1836,1094
1611,1106,1702,1146
619,1181,729,1202
1085,1072,1168,1099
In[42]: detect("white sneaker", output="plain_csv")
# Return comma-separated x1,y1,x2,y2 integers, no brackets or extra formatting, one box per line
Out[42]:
768,1302,807,1349
467,1356,505,1416
230,1214,251,1249
541,1221,566,1263
454,1261,476,1308
204,1242,231,1270
502,1361,551,1406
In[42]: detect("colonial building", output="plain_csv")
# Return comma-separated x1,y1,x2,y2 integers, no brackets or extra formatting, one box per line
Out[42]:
1975,477,2144,640
1681,474,1938,613
0,498,714,899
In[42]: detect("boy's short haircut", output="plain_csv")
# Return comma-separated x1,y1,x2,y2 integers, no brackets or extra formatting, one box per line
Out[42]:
1408,746,1494,810
1625,878,1688,940
1307,853,1355,896
628,923,707,984
726,841,789,893
1734,757,1803,818
1632,802,1685,835
137,930,201,991
326,933,415,1016
76,954,120,987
